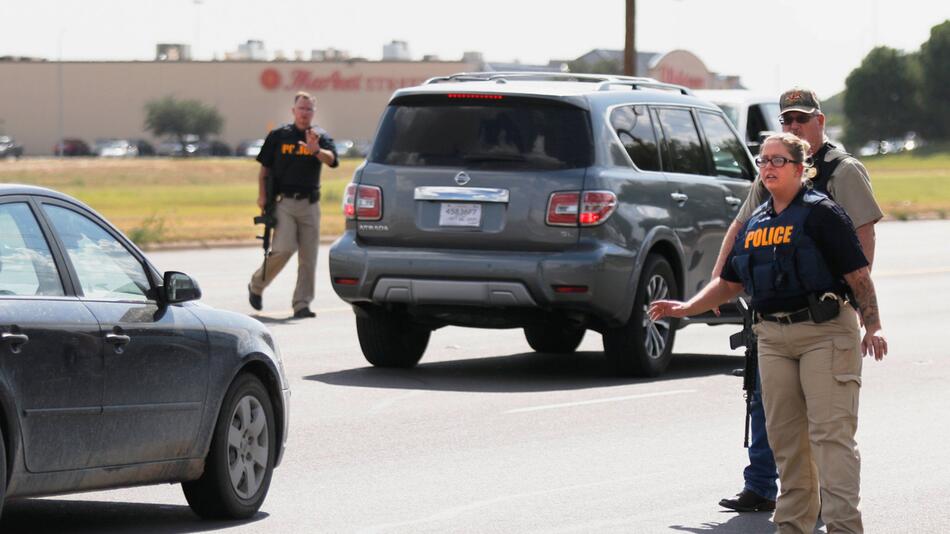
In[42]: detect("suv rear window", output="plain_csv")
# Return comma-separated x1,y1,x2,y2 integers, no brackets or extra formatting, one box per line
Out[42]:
370,95,593,170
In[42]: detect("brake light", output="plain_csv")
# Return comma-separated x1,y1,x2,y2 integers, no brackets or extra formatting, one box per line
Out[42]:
546,192,580,226
343,183,357,218
546,190,617,226
447,93,504,100
343,184,383,221
579,191,617,225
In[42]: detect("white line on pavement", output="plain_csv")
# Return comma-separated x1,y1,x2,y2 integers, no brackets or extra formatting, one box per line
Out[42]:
504,389,696,414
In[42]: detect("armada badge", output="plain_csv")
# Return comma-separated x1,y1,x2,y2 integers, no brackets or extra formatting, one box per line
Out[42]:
454,171,471,186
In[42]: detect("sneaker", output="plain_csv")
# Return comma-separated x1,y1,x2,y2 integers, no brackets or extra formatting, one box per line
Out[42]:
293,307,316,319
719,489,776,512
248,285,262,311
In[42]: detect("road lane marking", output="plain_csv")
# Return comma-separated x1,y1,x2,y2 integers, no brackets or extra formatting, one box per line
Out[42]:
504,389,696,414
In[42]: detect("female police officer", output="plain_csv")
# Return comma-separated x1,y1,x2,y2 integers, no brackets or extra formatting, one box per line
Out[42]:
649,133,886,534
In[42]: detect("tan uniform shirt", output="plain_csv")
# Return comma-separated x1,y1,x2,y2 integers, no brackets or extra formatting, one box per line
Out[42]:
735,149,884,228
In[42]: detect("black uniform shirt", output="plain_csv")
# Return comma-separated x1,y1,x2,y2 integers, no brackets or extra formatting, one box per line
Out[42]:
721,189,869,314
257,124,339,195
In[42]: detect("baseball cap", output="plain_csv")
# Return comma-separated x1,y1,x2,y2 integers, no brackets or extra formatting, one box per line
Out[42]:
780,87,821,114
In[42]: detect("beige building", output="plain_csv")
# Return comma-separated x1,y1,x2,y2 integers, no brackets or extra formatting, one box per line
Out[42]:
0,60,473,156
0,49,741,156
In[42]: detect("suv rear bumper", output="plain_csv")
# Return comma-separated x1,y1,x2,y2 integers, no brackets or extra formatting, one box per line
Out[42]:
329,232,638,327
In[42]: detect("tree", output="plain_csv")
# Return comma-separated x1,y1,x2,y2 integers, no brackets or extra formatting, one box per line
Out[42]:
918,20,950,140
144,96,224,149
842,46,921,147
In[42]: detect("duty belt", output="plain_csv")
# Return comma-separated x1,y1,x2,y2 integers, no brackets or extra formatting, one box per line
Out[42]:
756,308,811,325
280,191,311,200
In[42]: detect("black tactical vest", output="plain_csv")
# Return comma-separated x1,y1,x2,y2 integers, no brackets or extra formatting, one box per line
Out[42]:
731,189,837,306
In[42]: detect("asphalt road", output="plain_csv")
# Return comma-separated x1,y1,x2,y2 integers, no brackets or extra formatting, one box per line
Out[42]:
2,220,948,533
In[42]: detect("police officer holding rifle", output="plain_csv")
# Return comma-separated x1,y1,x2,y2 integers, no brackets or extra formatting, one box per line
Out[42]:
650,133,886,534
248,91,338,319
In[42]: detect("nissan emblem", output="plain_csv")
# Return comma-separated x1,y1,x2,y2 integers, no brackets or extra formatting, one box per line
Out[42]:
454,172,471,186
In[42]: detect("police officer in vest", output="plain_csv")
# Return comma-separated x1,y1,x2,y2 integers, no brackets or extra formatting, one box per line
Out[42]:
652,133,887,534
711,87,884,514
248,91,338,318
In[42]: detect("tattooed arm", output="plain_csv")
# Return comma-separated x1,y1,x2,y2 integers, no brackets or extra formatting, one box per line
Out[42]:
843,267,888,360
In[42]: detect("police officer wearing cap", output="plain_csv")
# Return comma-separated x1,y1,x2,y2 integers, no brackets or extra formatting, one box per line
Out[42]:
711,87,884,514
652,133,886,534
248,91,338,318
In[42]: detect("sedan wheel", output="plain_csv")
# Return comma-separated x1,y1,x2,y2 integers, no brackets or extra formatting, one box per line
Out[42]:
227,395,269,500
183,373,276,520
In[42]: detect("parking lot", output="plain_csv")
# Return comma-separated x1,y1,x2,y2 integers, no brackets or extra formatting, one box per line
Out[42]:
1,220,948,533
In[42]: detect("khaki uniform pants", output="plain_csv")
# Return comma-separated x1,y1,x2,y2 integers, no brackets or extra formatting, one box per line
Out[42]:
249,197,320,312
755,307,863,534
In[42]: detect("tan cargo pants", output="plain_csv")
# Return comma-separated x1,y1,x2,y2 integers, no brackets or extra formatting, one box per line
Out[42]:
755,306,863,534
249,196,321,312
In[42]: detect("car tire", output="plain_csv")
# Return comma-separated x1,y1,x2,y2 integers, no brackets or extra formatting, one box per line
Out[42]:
0,424,6,518
182,373,276,520
356,309,430,368
524,324,586,354
603,254,679,377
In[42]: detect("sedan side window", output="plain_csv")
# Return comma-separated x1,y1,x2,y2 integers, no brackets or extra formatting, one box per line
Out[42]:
610,105,661,171
0,202,64,296
42,204,150,301
655,108,708,175
698,111,756,180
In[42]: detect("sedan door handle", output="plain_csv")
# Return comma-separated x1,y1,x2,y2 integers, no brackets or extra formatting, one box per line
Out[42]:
725,196,743,207
2,332,29,354
670,192,689,204
104,333,131,354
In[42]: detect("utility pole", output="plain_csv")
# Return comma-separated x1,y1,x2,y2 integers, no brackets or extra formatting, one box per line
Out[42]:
624,0,636,76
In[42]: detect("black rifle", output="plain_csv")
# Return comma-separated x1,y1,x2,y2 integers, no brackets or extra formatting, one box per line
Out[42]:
729,298,757,448
253,172,278,279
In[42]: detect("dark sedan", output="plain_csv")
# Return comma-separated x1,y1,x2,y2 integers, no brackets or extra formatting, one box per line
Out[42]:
0,185,289,520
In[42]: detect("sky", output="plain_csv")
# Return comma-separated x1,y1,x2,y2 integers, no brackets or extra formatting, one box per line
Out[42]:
2,0,948,99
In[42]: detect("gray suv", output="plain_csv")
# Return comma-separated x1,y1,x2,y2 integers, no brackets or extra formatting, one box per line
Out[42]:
329,72,755,376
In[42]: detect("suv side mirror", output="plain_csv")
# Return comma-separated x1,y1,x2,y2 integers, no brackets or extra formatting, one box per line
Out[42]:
163,271,202,303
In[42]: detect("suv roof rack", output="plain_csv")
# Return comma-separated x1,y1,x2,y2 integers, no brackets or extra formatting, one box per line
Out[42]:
423,71,691,95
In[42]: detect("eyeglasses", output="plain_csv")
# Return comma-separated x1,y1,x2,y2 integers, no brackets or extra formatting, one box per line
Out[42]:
754,155,801,168
779,113,815,125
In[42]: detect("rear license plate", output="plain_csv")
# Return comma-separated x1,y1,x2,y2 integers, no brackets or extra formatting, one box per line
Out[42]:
439,203,481,227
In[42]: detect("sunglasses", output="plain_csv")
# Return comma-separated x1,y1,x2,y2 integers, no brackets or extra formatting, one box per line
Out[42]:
779,113,816,125
754,155,801,168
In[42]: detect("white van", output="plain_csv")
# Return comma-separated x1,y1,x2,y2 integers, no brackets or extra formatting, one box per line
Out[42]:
694,90,781,155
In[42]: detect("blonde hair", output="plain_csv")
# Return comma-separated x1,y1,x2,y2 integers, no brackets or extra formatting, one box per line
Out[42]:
762,132,811,177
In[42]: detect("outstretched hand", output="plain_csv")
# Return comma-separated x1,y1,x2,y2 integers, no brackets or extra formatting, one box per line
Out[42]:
300,128,321,155
649,300,690,322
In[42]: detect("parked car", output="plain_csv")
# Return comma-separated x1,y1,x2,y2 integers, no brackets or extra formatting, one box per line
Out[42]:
95,138,140,158
694,90,781,155
237,138,265,158
329,72,755,377
157,135,231,157
134,138,156,156
52,138,92,157
0,136,23,159
0,184,289,519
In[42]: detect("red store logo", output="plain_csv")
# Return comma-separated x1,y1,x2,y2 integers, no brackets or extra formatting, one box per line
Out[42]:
260,68,282,91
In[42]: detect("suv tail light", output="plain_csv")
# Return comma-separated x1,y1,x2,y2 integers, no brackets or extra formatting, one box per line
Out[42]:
343,184,383,221
546,190,617,226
